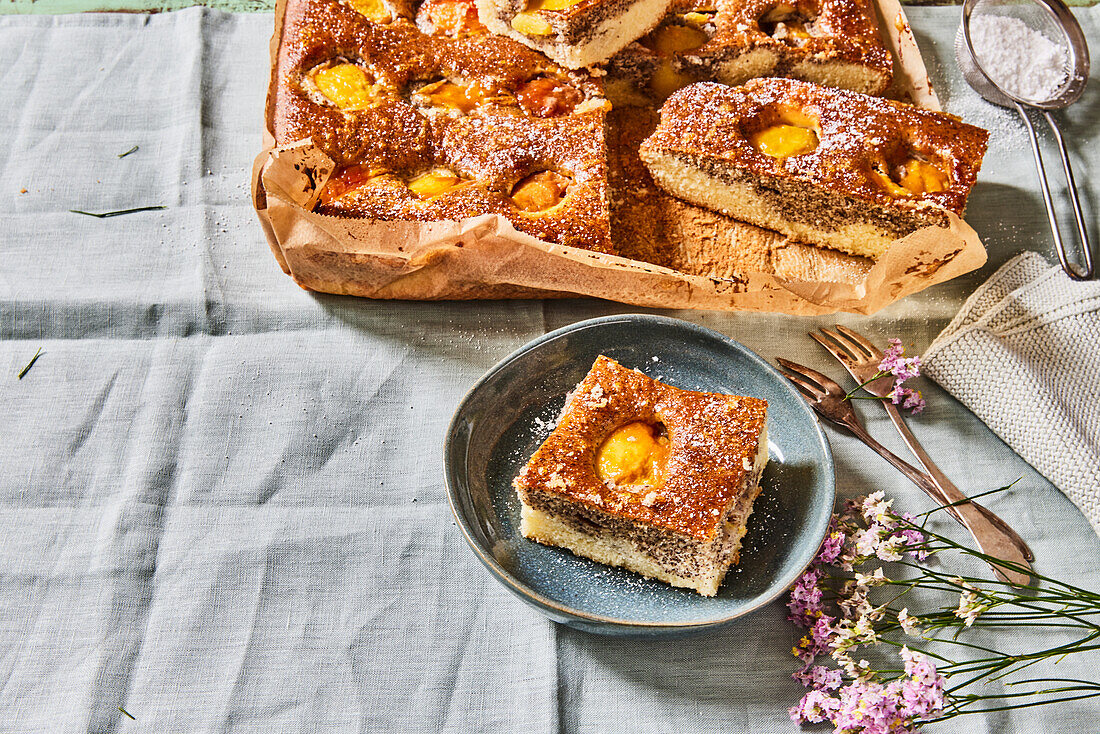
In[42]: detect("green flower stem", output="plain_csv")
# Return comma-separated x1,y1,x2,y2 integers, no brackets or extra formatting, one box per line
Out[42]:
892,561,1100,624
940,638,1100,691
912,480,1023,520
893,518,1100,599
843,370,889,400
934,692,1100,720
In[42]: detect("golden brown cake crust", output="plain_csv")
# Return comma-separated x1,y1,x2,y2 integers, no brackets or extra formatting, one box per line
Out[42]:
713,0,891,74
270,0,614,252
514,355,768,541
606,106,874,282
480,0,650,46
605,0,893,103
640,78,989,216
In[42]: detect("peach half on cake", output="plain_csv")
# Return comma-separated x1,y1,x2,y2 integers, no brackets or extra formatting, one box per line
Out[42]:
513,355,768,596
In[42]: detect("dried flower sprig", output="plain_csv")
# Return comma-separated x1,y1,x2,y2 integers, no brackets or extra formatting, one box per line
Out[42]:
788,490,1100,732
17,347,43,379
844,339,926,414
70,205,166,218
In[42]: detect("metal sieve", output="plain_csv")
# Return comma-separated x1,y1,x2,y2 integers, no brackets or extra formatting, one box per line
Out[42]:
956,0,1093,280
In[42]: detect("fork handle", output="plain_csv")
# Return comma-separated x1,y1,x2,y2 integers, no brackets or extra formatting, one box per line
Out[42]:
883,403,1035,562
839,419,943,498
837,418,1032,586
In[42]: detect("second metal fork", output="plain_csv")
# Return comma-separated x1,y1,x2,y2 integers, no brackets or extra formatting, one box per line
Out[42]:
811,325,1034,564
776,357,1032,586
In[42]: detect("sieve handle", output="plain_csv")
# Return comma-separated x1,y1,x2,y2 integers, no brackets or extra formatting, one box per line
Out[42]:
1015,101,1095,280
1043,110,1094,280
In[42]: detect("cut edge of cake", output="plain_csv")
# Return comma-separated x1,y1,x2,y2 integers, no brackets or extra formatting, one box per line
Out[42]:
638,79,988,259
639,148,915,259
476,0,672,69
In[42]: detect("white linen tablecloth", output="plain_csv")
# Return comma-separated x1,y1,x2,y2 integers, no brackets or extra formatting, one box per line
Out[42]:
1,8,1099,732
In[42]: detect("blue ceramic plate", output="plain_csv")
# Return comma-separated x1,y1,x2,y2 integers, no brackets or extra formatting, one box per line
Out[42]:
444,315,834,635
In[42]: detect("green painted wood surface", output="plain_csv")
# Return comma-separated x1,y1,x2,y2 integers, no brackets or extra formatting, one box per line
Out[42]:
3,0,273,12
2,0,1097,13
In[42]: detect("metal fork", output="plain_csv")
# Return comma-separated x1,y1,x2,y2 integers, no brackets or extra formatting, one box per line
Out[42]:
776,358,1032,586
811,326,1034,564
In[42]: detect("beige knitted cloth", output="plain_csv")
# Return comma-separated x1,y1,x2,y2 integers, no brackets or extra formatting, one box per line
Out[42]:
924,252,1100,537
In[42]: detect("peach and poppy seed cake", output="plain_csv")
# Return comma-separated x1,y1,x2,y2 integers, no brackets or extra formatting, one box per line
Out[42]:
639,78,989,258
513,355,769,596
271,0,614,252
476,0,674,70
603,0,893,107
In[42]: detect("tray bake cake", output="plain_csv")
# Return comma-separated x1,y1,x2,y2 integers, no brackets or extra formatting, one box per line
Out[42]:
603,0,893,106
260,0,988,312
514,356,769,596
639,78,989,258
476,0,672,69
271,0,615,252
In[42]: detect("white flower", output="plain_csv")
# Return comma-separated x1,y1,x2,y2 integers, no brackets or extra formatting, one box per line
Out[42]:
837,583,872,620
953,578,989,627
875,535,906,562
829,618,876,655
853,527,884,557
853,614,877,641
898,607,923,636
861,491,894,525
855,568,887,588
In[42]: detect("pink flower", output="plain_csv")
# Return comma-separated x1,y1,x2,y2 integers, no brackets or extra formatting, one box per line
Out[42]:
895,514,929,561
834,681,903,733
888,385,925,414
789,689,840,724
818,531,846,565
879,339,922,383
793,615,836,663
879,339,926,414
899,648,946,720
788,567,826,627
793,664,844,691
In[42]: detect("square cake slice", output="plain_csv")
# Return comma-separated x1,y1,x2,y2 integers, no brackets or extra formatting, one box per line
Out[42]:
514,355,768,596
604,0,893,106
639,78,988,259
476,0,673,69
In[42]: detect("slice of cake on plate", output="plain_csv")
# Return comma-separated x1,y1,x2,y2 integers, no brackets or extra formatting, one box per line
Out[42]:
638,78,988,258
514,355,768,597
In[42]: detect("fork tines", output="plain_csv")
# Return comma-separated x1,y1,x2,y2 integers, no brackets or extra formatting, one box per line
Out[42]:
776,358,838,399
811,325,879,365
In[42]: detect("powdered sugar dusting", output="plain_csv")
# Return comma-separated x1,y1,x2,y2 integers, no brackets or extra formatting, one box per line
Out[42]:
970,15,1070,102
945,93,1025,152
